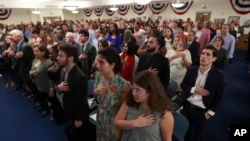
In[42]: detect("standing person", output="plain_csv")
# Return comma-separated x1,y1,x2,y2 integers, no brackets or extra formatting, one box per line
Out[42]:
166,35,192,92
29,45,53,117
114,70,173,141
211,24,235,64
180,45,227,141
93,48,130,141
78,29,96,78
47,44,65,123
120,40,139,83
163,26,174,50
92,29,103,52
212,37,227,70
9,29,34,91
136,30,170,92
39,30,48,46
65,32,80,50
187,30,200,66
195,21,210,55
90,39,109,79
229,22,237,39
1,33,16,88
46,33,57,49
57,44,93,141
107,23,123,53
233,18,244,39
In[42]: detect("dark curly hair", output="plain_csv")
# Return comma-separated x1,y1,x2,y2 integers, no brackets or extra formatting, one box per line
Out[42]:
126,71,172,114
97,47,122,74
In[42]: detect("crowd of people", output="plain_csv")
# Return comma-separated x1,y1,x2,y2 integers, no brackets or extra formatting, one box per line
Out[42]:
0,15,248,141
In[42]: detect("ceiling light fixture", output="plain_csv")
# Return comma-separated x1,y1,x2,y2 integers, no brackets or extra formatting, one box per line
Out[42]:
109,5,118,11
31,8,41,14
171,0,185,8
71,10,79,14
134,0,151,5
64,6,78,11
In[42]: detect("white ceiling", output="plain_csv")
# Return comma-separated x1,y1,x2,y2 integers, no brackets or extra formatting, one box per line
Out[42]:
0,0,169,9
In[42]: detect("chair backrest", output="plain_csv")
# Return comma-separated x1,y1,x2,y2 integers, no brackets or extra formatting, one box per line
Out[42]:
167,79,178,99
87,79,95,97
173,111,189,141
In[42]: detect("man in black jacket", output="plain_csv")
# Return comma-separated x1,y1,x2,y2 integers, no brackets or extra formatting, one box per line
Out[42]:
136,29,170,93
57,44,94,141
9,29,34,91
78,29,96,78
187,31,200,66
181,45,227,141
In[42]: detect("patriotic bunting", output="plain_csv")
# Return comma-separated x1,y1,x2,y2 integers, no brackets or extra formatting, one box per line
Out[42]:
229,0,250,14
84,8,92,17
170,1,193,15
94,7,104,16
149,2,168,14
118,5,130,15
0,9,12,20
105,6,115,16
131,4,147,15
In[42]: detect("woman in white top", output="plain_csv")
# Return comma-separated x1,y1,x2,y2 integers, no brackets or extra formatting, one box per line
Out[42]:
165,35,192,91
163,26,174,51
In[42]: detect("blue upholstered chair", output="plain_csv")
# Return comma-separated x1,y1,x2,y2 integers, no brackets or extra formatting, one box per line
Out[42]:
167,79,178,100
172,111,189,141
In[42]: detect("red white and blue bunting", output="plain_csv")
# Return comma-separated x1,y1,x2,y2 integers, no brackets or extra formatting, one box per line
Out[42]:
0,9,12,20
84,8,92,17
131,4,147,15
170,1,193,15
105,6,115,16
94,7,104,16
118,5,130,15
229,0,250,14
149,2,168,14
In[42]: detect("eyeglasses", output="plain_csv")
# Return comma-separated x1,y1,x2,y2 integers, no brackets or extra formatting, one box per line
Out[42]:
215,40,221,42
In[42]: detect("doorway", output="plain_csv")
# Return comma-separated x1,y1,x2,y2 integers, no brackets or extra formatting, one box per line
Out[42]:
43,16,61,24
195,12,211,22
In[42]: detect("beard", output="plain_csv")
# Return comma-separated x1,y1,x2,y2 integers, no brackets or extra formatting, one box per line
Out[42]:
58,58,69,67
147,47,156,53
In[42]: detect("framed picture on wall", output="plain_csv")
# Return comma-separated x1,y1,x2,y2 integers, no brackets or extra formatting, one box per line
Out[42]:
195,12,211,22
214,19,220,24
221,19,225,24
228,16,240,23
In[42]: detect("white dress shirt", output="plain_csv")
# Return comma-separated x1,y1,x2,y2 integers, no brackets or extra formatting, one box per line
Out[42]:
187,67,215,116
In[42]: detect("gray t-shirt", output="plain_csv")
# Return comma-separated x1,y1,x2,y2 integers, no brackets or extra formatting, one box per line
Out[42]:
121,106,163,141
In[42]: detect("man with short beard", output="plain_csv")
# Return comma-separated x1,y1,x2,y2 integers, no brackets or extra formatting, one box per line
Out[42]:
136,30,170,92
57,44,94,141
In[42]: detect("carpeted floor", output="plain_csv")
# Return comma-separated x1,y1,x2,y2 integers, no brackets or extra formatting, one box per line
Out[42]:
0,49,249,141
0,78,68,141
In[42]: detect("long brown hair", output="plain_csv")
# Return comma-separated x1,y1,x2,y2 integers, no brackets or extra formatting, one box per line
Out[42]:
126,71,172,114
